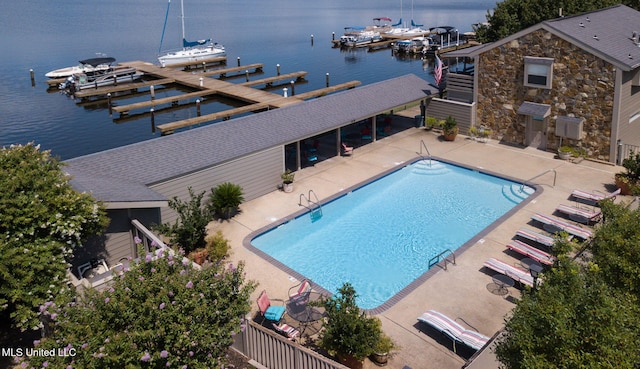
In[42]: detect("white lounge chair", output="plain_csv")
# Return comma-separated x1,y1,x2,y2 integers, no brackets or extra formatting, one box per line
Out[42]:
555,204,602,224
417,310,489,351
570,188,620,205
506,240,555,265
483,258,534,287
531,213,593,240
515,227,556,247
272,322,300,340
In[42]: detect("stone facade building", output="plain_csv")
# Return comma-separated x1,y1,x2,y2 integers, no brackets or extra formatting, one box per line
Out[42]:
444,4,640,163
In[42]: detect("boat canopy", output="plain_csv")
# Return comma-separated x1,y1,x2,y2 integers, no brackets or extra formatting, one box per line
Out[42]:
374,17,392,22
183,38,211,47
79,57,116,67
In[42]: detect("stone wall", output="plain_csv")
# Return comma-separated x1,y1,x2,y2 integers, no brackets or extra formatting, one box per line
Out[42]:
476,29,616,161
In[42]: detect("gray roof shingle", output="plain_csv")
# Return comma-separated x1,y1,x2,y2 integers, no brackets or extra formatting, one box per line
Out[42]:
66,74,435,203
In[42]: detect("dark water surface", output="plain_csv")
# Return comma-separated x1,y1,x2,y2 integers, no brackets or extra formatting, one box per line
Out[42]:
0,0,493,159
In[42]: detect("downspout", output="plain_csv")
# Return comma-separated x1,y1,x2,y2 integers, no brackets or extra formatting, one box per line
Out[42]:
609,67,622,163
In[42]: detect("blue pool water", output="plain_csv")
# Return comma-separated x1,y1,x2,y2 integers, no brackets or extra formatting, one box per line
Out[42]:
250,160,534,309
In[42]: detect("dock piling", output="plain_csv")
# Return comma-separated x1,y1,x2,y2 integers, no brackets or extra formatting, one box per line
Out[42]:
107,93,112,115
196,99,201,116
237,57,241,67
199,77,204,87
290,80,295,96
202,61,206,72
276,64,281,76
311,34,314,45
150,85,155,100
332,32,335,41
326,73,330,87
283,87,288,97
245,70,249,82
150,108,155,133
30,69,35,87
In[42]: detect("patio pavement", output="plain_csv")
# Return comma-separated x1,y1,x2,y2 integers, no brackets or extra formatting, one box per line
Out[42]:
209,107,624,369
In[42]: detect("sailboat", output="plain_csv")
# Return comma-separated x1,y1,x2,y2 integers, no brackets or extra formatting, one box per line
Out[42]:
157,0,226,67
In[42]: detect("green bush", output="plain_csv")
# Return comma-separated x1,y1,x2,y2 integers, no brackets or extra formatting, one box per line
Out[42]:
205,230,231,262
209,182,244,219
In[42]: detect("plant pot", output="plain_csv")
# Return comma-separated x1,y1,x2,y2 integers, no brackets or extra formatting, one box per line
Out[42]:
443,131,457,141
283,182,294,193
370,352,389,366
217,207,238,220
615,175,635,195
190,250,208,265
558,151,572,160
338,354,363,369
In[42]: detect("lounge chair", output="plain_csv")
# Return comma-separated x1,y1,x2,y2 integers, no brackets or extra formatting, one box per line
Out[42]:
531,213,593,239
417,310,489,351
570,188,620,205
272,322,300,340
506,240,555,265
288,279,312,306
256,290,286,324
555,204,602,224
341,143,354,156
515,227,556,247
483,258,534,287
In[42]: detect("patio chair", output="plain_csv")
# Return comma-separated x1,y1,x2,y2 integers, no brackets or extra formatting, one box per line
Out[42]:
417,310,489,352
341,143,354,156
570,188,620,206
272,322,300,340
555,204,602,224
506,240,555,266
288,279,312,306
483,258,534,288
515,227,556,248
531,213,593,240
256,290,286,324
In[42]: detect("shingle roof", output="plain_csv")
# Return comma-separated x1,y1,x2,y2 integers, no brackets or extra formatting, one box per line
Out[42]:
66,74,435,203
446,5,640,71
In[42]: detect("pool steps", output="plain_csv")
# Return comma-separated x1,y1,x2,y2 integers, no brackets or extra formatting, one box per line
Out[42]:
502,184,534,203
411,160,450,175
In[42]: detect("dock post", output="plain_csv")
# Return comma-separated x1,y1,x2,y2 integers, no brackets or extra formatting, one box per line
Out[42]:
326,73,330,87
283,87,288,98
150,108,155,133
203,61,207,72
332,32,335,41
107,93,112,115
237,57,241,67
196,99,201,116
311,34,314,46
150,85,155,100
290,81,295,96
199,77,204,87
245,70,249,82
30,69,35,87
276,64,281,76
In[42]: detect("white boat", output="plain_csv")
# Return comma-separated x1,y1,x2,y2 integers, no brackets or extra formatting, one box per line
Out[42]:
339,27,382,47
59,66,143,91
45,57,116,78
157,0,226,67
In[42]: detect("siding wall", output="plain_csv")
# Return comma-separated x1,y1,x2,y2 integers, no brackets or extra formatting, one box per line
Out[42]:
615,69,640,158
426,98,476,134
446,73,474,103
152,146,283,224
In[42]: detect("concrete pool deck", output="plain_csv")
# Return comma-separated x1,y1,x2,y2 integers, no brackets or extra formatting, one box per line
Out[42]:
209,108,624,369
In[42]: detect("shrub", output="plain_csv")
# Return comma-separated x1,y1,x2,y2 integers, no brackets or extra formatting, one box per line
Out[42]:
205,230,231,262
209,182,244,219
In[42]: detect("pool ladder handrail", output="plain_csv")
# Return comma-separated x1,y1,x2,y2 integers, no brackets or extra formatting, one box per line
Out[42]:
520,169,556,191
416,139,432,166
299,190,322,220
428,249,456,270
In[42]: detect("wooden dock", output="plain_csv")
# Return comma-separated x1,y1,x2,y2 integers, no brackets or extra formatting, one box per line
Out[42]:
294,81,361,99
156,102,270,134
201,63,263,77
159,56,227,70
240,71,307,87
73,78,175,99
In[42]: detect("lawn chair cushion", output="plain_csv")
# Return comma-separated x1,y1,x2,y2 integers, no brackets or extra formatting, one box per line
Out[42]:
265,305,286,321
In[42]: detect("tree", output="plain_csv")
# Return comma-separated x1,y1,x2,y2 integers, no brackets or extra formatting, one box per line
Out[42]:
475,0,635,43
0,143,108,331
153,187,213,254
19,247,256,368
494,202,640,368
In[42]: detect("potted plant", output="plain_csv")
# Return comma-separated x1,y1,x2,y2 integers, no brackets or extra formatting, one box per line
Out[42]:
425,116,439,131
558,146,573,160
468,126,478,141
208,182,244,219
369,325,397,366
317,283,381,369
479,126,491,143
442,115,458,141
281,169,295,193
615,151,640,195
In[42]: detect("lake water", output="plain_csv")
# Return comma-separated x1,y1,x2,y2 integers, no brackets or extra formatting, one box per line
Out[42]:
0,0,493,159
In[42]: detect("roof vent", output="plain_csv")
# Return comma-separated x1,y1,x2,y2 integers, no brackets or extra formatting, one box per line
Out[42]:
630,53,634,59
579,22,585,28
593,35,599,40
632,32,640,46
586,16,590,22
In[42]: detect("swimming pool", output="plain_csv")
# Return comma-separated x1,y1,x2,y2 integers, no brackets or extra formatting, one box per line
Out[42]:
248,159,536,311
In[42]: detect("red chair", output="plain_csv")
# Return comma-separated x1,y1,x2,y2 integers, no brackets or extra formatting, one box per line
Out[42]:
256,290,286,324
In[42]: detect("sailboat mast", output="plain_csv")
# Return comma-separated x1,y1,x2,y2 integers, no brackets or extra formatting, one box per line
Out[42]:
180,0,186,49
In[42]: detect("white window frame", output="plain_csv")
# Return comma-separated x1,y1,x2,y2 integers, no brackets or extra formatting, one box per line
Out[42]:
524,57,554,89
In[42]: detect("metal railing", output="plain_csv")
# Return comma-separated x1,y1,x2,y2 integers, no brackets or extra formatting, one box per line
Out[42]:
416,139,432,166
520,169,556,191
428,249,456,270
299,190,323,221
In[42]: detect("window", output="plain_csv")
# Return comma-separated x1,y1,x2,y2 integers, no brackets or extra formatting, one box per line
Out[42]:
524,57,554,89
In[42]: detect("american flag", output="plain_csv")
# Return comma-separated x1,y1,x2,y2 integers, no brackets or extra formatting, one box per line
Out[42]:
434,54,443,86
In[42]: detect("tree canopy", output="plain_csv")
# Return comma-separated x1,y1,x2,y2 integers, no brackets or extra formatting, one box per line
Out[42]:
0,143,109,331
19,247,256,368
475,0,640,43
494,201,640,368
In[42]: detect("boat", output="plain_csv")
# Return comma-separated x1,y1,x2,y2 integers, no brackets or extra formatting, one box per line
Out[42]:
59,66,143,91
393,36,431,54
157,0,226,67
339,27,382,47
45,57,116,78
